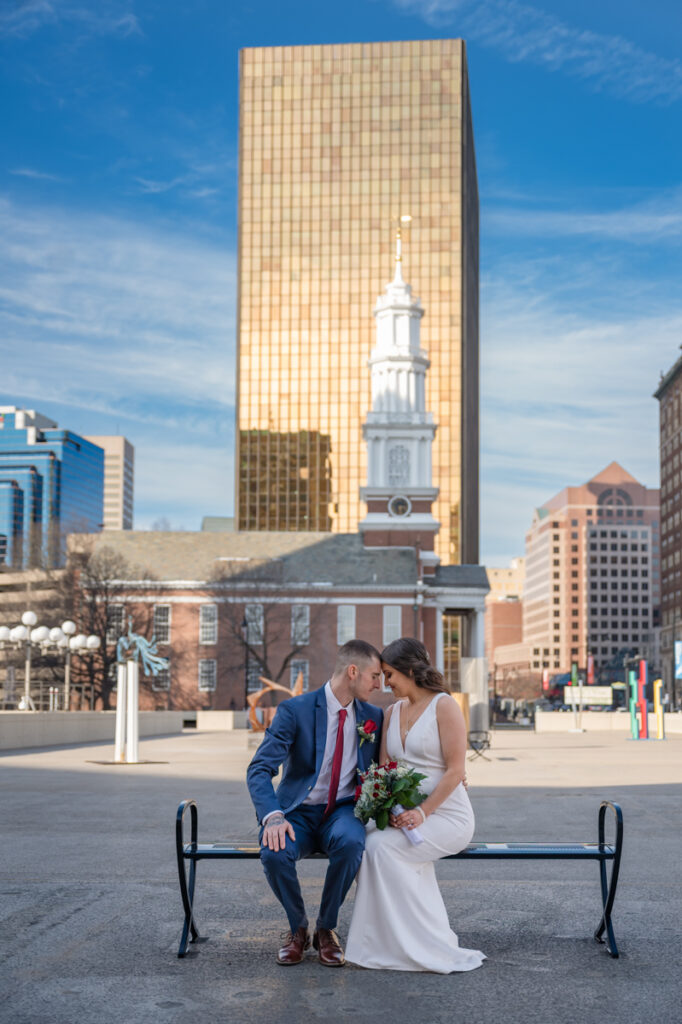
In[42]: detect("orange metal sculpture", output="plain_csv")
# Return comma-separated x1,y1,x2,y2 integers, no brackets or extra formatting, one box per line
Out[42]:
247,671,304,731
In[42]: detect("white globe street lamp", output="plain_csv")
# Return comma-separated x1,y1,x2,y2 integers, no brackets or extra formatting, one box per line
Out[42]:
0,614,103,712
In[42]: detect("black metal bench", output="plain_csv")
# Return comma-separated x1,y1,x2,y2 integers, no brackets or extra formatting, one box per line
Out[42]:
175,799,623,960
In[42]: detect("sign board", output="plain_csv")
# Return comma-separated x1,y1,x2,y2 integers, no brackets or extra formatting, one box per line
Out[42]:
675,642,682,680
564,685,613,706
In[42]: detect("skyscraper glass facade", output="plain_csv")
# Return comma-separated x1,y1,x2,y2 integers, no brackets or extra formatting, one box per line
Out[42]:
237,38,479,564
0,408,104,568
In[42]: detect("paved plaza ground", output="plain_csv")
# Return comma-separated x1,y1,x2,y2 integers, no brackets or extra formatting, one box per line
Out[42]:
1,725,681,1024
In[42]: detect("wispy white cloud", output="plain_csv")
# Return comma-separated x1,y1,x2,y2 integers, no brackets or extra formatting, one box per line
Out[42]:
394,0,682,104
9,167,66,182
133,175,188,194
0,1,141,39
0,195,235,524
486,187,682,243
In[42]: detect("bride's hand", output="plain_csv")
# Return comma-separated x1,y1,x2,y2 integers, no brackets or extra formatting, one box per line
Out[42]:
391,807,426,830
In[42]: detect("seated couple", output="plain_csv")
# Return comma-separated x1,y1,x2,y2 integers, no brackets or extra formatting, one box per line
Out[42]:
246,637,486,973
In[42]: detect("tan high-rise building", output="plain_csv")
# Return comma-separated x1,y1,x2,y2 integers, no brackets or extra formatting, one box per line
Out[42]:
85,436,134,530
236,39,479,564
485,558,525,666
524,463,660,676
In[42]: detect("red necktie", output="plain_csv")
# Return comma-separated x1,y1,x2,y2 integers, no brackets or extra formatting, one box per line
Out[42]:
323,708,348,818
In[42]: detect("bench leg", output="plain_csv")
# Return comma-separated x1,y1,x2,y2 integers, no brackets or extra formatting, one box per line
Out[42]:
178,859,200,957
593,801,623,959
176,800,201,958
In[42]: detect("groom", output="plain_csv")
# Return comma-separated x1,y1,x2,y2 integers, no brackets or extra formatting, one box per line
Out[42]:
246,639,383,967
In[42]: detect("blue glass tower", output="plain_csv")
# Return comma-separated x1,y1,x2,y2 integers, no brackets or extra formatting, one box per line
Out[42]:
0,407,104,568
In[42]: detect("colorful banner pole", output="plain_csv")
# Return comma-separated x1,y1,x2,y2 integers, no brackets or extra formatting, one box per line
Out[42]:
587,654,595,686
653,678,665,740
638,660,649,740
628,669,639,740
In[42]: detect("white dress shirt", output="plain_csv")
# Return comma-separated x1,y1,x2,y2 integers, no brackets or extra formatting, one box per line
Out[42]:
304,681,357,806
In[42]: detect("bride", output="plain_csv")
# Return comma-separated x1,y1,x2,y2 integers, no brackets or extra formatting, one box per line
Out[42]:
346,637,486,973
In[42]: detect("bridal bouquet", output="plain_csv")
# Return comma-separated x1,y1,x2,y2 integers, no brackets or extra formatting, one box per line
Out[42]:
354,760,427,843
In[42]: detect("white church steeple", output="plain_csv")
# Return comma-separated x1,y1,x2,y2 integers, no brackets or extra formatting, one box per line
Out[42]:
360,227,440,553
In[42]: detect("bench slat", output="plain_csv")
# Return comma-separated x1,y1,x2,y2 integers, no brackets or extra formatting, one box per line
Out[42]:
183,841,616,861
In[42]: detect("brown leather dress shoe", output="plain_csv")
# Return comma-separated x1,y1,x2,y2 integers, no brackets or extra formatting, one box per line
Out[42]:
313,928,345,967
277,927,310,965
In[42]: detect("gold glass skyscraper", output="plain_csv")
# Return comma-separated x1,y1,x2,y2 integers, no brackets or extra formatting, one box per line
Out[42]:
237,38,479,564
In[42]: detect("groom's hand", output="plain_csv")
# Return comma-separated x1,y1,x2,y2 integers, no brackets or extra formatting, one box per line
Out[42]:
262,812,296,852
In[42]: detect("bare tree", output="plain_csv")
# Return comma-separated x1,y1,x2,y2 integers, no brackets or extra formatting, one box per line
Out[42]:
211,560,328,706
58,541,155,709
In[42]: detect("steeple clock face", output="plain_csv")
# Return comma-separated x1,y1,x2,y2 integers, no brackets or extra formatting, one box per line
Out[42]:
388,495,411,517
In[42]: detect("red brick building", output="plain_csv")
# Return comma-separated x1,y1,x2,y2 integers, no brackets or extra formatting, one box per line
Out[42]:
71,529,489,720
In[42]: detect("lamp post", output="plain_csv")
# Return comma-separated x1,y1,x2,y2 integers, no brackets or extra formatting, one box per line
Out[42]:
0,613,100,710
241,615,250,710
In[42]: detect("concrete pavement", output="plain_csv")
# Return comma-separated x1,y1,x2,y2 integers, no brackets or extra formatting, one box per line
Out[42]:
1,728,680,1024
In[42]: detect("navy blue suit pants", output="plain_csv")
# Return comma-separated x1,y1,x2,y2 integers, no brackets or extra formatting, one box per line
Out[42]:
259,799,366,933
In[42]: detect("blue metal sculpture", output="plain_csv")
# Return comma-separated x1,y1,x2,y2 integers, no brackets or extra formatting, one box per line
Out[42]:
116,616,169,676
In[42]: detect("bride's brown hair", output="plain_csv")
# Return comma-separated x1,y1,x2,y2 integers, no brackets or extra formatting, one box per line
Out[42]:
380,637,450,694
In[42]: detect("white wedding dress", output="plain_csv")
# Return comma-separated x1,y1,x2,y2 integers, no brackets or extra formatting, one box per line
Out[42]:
346,692,487,973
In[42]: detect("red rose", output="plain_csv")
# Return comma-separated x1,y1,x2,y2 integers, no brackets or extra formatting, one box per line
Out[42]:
354,785,362,801
388,761,398,770
363,719,377,733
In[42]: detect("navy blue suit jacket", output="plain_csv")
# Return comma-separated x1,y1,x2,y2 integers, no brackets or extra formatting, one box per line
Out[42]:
246,686,384,825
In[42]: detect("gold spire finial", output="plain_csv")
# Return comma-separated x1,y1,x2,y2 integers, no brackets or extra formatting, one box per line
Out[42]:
394,214,412,263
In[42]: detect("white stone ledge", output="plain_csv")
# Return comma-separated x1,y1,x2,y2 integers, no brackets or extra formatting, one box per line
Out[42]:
0,710,186,751
534,710,682,734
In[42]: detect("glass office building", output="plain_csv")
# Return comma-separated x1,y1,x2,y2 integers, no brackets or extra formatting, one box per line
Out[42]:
237,38,479,564
0,407,104,568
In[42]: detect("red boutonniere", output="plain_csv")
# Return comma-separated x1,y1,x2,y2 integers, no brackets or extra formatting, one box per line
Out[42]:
357,719,377,747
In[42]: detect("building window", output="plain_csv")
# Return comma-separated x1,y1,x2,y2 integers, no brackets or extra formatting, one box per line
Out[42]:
291,604,310,645
290,658,309,691
383,605,402,646
246,662,262,693
152,664,171,692
154,605,171,644
245,603,264,645
337,605,356,645
388,444,410,487
107,604,124,644
199,604,218,645
198,659,217,692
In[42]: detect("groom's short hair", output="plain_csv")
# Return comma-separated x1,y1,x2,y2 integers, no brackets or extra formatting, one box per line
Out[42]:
335,639,381,674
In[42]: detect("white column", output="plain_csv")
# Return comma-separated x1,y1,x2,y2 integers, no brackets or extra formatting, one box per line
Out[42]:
126,660,139,764
114,662,127,763
461,607,489,732
435,605,444,674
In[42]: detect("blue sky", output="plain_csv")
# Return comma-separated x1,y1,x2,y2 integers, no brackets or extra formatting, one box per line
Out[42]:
1,0,681,562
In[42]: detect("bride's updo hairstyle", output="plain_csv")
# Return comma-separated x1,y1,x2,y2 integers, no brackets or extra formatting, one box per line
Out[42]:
380,637,450,694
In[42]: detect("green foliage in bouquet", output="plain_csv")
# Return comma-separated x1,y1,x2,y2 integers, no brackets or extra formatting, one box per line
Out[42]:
354,760,427,830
